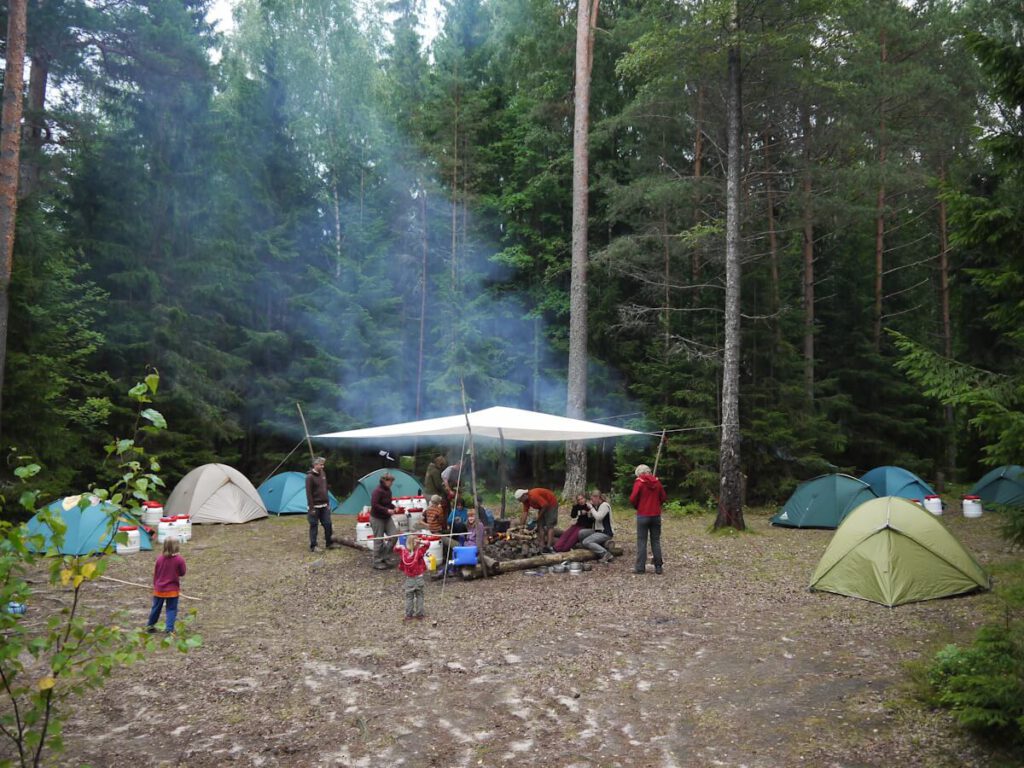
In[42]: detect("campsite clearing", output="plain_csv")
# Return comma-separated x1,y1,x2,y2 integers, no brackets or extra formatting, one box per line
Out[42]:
30,506,1018,767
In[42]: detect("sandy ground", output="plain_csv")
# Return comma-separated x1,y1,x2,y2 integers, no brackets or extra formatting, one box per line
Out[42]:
13,505,1021,768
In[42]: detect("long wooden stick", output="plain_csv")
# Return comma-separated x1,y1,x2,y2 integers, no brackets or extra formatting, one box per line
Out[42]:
652,428,667,476
296,402,315,462
100,575,203,601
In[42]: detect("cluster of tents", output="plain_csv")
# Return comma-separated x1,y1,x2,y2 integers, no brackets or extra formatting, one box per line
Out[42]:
771,464,1024,607
23,463,425,556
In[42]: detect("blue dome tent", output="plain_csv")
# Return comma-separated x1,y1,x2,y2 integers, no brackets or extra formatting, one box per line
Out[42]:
26,496,153,555
969,465,1024,507
859,466,935,500
258,471,340,515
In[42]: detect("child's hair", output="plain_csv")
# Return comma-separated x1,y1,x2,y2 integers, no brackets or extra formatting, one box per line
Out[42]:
405,533,419,550
162,537,180,557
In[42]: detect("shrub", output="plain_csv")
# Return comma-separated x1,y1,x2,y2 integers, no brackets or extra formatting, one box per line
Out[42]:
0,373,201,768
928,625,1024,741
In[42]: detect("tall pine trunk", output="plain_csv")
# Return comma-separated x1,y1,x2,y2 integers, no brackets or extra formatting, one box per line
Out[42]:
0,0,28,441
873,31,888,352
565,0,599,498
937,164,956,477
22,52,47,199
715,0,744,531
800,105,815,402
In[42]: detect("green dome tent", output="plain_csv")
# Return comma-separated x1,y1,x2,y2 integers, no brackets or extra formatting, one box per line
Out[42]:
337,468,423,515
26,496,154,555
969,465,1024,507
258,471,340,515
771,474,877,529
859,465,935,500
809,496,990,607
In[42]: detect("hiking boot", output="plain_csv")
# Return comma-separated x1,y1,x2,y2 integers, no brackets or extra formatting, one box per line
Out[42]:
373,563,391,570
633,567,645,574
542,547,554,554
326,542,340,550
145,625,158,634
599,553,614,564
655,566,664,575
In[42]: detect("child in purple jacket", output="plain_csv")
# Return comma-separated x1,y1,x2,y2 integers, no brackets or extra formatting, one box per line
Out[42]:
146,538,186,634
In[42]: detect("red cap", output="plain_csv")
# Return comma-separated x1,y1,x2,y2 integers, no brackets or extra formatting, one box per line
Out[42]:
118,525,137,531
963,495,980,500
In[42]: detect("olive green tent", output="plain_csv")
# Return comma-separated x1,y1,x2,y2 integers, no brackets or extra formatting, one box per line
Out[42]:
771,474,877,529
809,496,990,607
969,465,1024,507
337,468,423,515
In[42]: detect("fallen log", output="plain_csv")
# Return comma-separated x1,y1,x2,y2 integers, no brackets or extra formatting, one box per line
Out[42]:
461,543,624,580
331,536,368,553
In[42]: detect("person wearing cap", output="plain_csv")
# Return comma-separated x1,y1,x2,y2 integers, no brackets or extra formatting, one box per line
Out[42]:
423,455,447,503
305,457,335,552
515,487,559,553
630,464,666,574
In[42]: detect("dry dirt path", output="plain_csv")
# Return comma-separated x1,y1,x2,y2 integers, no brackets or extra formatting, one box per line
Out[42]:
36,507,1017,767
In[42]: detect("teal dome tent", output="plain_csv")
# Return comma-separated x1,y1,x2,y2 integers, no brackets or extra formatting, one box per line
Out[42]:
258,471,340,515
771,474,877,529
26,496,153,555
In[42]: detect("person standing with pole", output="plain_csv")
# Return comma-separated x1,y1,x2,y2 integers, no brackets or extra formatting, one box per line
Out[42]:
630,464,666,574
306,456,335,552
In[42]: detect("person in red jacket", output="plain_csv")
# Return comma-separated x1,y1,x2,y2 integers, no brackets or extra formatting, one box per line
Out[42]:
515,487,560,553
396,532,429,620
146,537,187,633
630,464,666,574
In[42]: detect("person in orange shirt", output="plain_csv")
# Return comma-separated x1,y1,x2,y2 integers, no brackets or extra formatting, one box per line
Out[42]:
515,487,559,553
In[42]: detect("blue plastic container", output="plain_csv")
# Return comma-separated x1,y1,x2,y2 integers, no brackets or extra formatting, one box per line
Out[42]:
6,602,26,615
451,546,478,567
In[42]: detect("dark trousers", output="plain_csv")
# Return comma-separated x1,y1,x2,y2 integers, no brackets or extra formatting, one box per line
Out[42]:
308,505,333,549
635,515,663,571
147,596,179,632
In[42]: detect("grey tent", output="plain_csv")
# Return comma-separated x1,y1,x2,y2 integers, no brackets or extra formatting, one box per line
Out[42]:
165,463,268,524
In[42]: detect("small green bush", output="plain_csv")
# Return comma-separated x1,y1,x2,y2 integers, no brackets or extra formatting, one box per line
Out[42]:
928,624,1024,741
663,497,714,517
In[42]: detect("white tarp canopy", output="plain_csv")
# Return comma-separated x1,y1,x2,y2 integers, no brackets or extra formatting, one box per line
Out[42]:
314,406,643,442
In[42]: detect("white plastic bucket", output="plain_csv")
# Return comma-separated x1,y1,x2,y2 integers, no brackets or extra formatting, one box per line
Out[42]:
142,503,164,527
962,496,983,518
175,515,192,541
157,518,176,544
923,495,943,515
116,525,140,554
407,510,424,530
356,521,374,550
392,513,410,533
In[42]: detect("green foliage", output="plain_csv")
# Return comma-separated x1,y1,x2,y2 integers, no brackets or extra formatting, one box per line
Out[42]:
663,498,715,517
928,625,1024,741
0,375,200,768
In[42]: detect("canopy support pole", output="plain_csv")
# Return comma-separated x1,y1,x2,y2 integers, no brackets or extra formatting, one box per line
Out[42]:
296,403,315,463
499,429,507,519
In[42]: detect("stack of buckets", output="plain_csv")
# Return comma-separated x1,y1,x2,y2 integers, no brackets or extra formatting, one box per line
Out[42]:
962,495,983,518
157,515,191,544
393,496,427,532
356,508,374,550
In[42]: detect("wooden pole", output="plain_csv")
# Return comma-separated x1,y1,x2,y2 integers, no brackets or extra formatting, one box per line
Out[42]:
296,402,315,462
653,429,667,475
499,429,507,519
100,575,202,601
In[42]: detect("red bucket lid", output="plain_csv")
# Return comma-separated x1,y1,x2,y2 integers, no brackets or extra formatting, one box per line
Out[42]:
142,501,164,508
118,525,137,531
925,494,940,499
159,517,175,522
357,511,370,522
175,515,190,520
963,495,980,500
